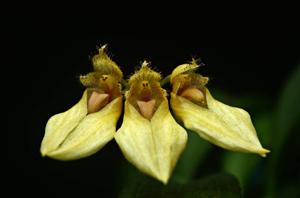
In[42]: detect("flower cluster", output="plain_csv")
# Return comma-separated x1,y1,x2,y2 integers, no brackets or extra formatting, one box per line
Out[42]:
40,45,269,184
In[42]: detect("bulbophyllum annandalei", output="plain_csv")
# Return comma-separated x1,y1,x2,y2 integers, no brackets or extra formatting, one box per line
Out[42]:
40,45,269,184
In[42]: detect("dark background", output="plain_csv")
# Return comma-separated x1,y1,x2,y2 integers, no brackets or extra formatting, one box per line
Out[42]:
5,10,300,197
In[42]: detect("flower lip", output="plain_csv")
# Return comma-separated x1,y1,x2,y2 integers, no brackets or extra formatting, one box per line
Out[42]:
172,73,209,108
180,87,207,107
137,99,156,119
81,72,122,114
87,92,109,113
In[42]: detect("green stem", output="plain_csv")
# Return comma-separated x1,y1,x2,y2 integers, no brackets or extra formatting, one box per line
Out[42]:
160,75,171,86
121,79,128,90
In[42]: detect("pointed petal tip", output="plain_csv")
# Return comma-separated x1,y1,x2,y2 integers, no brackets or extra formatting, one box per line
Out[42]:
40,150,46,157
40,147,53,158
258,148,270,157
152,169,171,185
40,149,58,159
149,172,170,185
40,145,49,157
158,176,169,185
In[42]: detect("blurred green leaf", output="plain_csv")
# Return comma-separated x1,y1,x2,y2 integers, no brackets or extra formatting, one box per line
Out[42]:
274,64,300,154
211,89,268,111
222,154,261,189
279,185,300,198
267,63,300,196
118,173,242,198
172,131,212,183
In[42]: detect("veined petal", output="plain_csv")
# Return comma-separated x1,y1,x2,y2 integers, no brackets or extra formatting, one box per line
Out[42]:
171,89,270,157
47,97,122,160
40,90,88,156
115,100,187,184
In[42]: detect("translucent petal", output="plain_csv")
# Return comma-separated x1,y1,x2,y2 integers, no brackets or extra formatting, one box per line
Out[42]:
115,100,187,184
170,89,270,157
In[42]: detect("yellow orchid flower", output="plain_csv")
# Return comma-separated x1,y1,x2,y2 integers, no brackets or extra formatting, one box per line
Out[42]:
40,45,123,160
40,45,270,185
170,60,270,157
114,61,187,184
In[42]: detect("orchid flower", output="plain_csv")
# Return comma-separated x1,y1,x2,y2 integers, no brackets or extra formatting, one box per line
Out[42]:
40,46,269,184
170,60,270,157
114,62,187,183
40,45,122,160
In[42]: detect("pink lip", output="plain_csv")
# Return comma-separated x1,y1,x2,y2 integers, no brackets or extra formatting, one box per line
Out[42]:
137,99,156,119
87,91,109,113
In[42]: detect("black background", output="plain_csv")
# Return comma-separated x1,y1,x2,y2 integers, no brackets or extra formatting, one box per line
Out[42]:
4,8,300,197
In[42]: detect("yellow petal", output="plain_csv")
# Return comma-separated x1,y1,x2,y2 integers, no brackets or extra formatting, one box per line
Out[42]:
47,97,122,160
171,89,270,157
40,89,122,160
170,63,199,83
115,100,187,184
40,90,88,156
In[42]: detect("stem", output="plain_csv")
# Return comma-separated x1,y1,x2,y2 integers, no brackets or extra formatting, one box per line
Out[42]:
121,79,128,89
160,75,171,86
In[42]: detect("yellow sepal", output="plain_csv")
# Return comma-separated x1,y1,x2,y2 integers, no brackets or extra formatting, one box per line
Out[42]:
115,100,187,184
171,89,270,157
40,90,88,156
40,90,122,160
